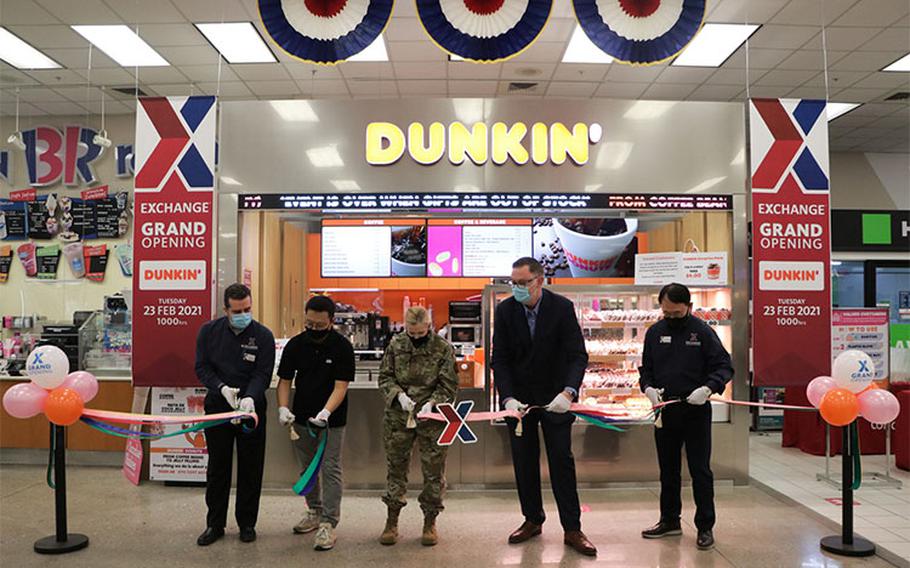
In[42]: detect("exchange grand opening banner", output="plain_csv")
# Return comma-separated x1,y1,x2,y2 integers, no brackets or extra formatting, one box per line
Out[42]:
132,96,217,387
750,98,831,387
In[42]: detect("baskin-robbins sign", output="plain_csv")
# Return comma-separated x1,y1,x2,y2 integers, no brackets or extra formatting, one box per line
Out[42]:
366,121,603,166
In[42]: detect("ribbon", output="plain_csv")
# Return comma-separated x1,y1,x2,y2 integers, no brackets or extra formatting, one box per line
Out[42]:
81,408,258,426
80,417,229,439
292,426,328,496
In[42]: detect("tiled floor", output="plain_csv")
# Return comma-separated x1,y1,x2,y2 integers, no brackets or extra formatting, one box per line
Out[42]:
0,462,901,568
750,432,910,567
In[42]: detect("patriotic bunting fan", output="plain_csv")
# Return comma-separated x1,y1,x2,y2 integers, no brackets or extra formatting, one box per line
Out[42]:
573,0,706,66
417,0,552,63
259,0,393,65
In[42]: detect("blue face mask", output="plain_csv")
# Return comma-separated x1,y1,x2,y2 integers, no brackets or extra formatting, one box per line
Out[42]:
230,312,252,330
511,285,531,304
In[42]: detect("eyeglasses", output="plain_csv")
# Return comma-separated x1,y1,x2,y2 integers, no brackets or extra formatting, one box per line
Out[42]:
305,321,331,330
509,277,539,287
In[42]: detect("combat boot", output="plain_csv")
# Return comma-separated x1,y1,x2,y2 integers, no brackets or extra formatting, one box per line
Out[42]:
421,514,438,546
379,508,399,545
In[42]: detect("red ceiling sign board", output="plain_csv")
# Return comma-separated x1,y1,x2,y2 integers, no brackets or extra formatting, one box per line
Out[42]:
750,98,831,388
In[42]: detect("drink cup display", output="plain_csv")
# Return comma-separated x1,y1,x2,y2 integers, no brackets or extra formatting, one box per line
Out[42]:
17,243,37,277
390,225,427,276
552,218,638,277
63,242,86,278
707,263,721,280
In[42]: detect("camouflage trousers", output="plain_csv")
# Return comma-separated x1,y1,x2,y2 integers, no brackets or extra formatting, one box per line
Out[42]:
382,409,449,516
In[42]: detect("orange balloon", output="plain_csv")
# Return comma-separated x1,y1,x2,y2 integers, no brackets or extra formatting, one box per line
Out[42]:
44,387,84,426
819,387,859,427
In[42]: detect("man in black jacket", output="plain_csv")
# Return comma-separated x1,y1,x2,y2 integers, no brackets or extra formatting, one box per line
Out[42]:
639,283,733,551
195,283,275,546
491,257,596,557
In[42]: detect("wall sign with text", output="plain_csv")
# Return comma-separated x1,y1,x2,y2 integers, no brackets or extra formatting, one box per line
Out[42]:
831,210,910,253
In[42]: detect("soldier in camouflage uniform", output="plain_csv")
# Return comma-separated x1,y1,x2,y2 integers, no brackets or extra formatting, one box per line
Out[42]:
378,305,458,547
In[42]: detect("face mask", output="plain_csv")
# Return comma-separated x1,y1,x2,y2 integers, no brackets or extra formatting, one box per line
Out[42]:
230,312,252,330
511,285,531,304
666,313,689,330
409,334,430,348
307,328,330,341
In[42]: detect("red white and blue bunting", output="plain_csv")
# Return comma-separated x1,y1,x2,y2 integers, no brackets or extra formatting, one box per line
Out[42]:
417,0,552,63
572,0,706,66
259,0,394,65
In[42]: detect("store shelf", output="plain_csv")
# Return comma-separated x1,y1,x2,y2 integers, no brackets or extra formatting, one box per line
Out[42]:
583,321,657,329
589,354,642,363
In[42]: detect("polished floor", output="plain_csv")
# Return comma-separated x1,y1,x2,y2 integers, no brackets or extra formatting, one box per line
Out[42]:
751,432,910,566
0,464,900,568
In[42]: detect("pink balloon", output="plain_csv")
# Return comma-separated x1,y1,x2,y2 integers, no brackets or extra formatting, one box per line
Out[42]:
858,389,900,425
806,376,836,408
61,371,99,403
2,382,49,419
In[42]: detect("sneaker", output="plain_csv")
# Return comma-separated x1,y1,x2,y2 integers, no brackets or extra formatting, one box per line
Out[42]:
293,511,321,534
314,522,336,551
641,521,682,539
697,529,714,550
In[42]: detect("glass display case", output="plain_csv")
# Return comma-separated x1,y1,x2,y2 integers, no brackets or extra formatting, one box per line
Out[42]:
484,285,734,423
78,294,132,375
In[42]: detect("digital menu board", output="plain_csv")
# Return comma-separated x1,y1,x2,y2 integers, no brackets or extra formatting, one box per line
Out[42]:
321,219,426,277
427,219,532,278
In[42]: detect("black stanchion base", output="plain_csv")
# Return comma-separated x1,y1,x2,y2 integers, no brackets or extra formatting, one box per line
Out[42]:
34,534,89,555
820,535,875,557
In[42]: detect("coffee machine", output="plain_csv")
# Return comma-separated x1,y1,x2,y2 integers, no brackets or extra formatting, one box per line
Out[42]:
447,301,482,354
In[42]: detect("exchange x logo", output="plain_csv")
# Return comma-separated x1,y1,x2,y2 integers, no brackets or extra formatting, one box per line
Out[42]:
436,401,478,446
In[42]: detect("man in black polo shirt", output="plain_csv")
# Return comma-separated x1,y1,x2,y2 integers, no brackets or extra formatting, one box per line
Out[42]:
195,283,275,546
277,295,355,552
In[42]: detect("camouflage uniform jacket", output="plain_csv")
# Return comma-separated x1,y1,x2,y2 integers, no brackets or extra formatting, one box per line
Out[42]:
379,332,458,410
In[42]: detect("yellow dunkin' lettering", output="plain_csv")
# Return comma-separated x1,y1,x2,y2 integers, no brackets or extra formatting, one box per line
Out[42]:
365,121,599,166
366,122,405,165
407,122,445,165
491,122,529,165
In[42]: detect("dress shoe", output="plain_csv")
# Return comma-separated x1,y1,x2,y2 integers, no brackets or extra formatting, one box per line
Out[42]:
508,521,542,544
239,527,257,543
564,530,597,556
697,529,714,550
196,527,224,546
641,521,682,539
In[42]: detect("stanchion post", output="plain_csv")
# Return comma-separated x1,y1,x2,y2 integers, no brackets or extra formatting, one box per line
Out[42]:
33,424,89,555
820,422,875,557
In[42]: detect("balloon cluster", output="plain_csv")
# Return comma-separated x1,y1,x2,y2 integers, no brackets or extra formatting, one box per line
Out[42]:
806,350,900,427
2,346,98,426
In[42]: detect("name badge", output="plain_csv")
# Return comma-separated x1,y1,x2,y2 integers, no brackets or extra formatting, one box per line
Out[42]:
326,358,333,364
660,336,672,344
685,332,702,346
243,353,256,363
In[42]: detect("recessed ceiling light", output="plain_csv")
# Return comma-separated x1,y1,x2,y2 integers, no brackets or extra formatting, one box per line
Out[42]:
331,180,361,191
448,54,465,62
348,36,388,62
672,23,759,67
0,27,61,69
563,26,614,64
72,25,169,67
270,100,319,122
882,52,910,72
307,146,344,168
195,22,275,64
623,101,676,120
827,102,861,121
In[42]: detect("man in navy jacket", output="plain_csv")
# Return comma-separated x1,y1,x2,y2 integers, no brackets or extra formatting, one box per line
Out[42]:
195,283,275,546
491,257,596,557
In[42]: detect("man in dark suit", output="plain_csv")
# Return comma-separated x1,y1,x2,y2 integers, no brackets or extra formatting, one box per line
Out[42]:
491,257,596,557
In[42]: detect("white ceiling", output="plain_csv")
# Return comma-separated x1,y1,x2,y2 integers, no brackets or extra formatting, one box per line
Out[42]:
0,0,907,152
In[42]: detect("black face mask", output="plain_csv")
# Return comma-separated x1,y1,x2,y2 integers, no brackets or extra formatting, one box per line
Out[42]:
409,334,430,348
666,313,689,330
307,328,330,342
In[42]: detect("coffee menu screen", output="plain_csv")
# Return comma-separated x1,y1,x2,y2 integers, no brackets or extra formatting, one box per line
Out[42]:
321,219,426,277
427,219,532,278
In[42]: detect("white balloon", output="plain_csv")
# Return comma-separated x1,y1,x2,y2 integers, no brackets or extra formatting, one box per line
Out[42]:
832,350,875,394
26,345,70,390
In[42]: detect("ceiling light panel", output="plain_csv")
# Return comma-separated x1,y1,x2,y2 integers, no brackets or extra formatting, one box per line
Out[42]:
72,25,169,67
672,23,759,67
0,27,61,69
562,26,614,64
195,22,276,64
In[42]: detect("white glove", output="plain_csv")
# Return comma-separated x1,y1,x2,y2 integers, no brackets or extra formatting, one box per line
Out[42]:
278,406,296,426
644,387,663,408
545,392,572,414
309,408,331,427
419,401,434,416
238,397,255,414
220,385,240,409
504,398,528,413
397,392,415,412
686,386,713,406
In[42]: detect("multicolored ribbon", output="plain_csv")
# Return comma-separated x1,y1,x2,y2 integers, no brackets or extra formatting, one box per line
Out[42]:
77,409,259,440
292,426,328,496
